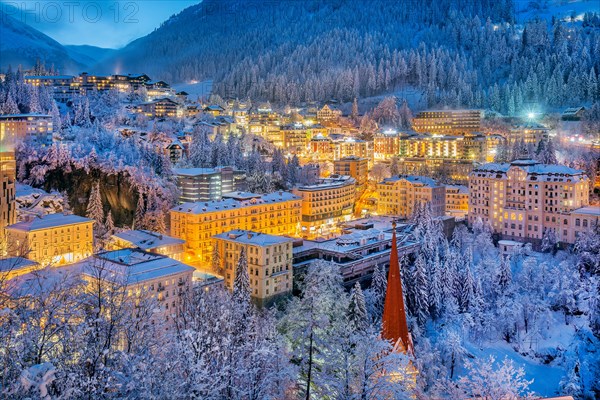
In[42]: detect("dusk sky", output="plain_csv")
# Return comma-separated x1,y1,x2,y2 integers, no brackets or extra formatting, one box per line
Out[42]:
0,0,199,48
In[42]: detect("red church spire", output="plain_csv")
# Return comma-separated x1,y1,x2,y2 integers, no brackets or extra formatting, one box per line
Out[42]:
382,220,413,354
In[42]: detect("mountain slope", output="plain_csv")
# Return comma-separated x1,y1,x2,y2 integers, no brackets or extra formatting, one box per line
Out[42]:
0,11,83,73
65,45,117,69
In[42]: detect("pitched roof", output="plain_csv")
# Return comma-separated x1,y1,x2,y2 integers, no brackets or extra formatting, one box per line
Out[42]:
381,222,412,354
7,214,93,232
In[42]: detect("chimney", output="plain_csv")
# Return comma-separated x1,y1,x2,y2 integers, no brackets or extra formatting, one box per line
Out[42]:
247,232,253,239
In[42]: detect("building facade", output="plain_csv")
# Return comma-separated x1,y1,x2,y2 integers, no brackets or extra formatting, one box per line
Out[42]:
0,114,53,146
377,176,446,219
334,156,369,188
468,160,591,244
213,230,293,305
110,229,186,261
0,120,16,242
445,185,469,219
173,167,246,203
6,214,94,265
292,175,356,239
412,109,481,135
170,192,301,262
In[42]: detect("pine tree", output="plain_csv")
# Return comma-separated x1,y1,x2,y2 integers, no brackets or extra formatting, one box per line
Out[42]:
414,254,430,327
370,264,387,323
133,193,145,230
233,247,251,307
497,256,512,294
460,264,475,313
212,245,223,275
348,281,368,332
590,281,600,338
390,156,400,176
86,182,105,237
104,211,115,236
351,97,359,122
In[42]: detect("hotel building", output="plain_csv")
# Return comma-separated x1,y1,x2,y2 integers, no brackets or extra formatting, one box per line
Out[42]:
1,120,16,241
6,214,94,265
445,185,469,219
412,109,482,135
173,167,246,203
292,175,356,239
334,156,369,188
0,114,53,147
110,229,186,261
170,192,301,262
213,230,293,306
468,159,592,245
377,176,446,219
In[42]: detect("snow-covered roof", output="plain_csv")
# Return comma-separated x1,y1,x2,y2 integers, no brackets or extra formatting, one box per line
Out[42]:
24,75,74,80
173,167,219,176
293,228,391,254
79,249,194,285
571,206,600,216
295,175,355,191
0,113,51,119
380,175,440,188
112,230,185,250
445,184,469,194
213,230,293,246
221,191,262,200
172,191,300,214
7,213,93,232
0,257,38,273
472,160,586,178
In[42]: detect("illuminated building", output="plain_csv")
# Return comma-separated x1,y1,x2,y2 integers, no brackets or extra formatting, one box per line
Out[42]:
170,191,301,262
0,120,16,241
468,160,591,245
317,104,342,121
0,114,53,147
213,230,293,306
506,123,549,147
172,167,246,203
309,134,333,160
334,156,369,188
377,176,445,219
6,214,94,265
412,109,481,135
79,248,194,328
445,185,469,219
373,130,409,161
24,75,77,102
137,97,179,118
397,158,475,185
333,137,373,163
0,257,39,280
110,229,186,261
292,175,356,239
281,124,310,154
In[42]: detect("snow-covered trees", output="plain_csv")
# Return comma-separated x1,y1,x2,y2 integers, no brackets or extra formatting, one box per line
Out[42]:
86,181,105,239
348,282,368,332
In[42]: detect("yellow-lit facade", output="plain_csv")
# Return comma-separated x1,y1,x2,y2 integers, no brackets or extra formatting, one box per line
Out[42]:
0,114,53,146
292,176,356,239
412,109,481,135
0,121,16,242
213,230,293,305
6,215,94,265
445,185,469,219
377,176,446,218
334,156,369,188
170,193,301,262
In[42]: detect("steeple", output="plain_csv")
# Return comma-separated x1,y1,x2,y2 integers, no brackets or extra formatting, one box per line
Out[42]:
382,220,413,354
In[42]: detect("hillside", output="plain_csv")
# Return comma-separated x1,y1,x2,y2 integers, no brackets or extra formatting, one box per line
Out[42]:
95,0,600,111
0,11,83,73
64,45,117,70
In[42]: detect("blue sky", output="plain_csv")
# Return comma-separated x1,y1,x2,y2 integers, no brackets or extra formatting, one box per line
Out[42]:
1,0,199,48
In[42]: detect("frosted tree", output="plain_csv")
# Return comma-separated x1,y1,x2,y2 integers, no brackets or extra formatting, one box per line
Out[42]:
86,182,105,238
348,281,368,332
541,228,558,253
390,156,400,176
559,360,583,398
211,245,223,275
496,255,512,295
460,263,475,314
549,262,580,325
133,193,145,230
370,264,387,323
590,282,600,338
413,254,430,327
453,356,533,399
439,330,466,379
233,247,251,308
351,97,359,122
398,98,413,129
104,210,115,237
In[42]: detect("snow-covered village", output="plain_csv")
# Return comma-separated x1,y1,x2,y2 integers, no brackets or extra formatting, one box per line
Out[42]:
0,0,599,399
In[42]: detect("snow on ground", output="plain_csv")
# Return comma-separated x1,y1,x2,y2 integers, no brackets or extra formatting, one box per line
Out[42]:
172,80,213,102
16,184,69,219
515,0,600,23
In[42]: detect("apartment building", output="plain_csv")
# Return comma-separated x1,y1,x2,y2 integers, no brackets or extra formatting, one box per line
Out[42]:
377,176,446,219
333,138,373,163
170,191,301,262
79,248,194,329
6,214,94,265
173,167,246,203
0,114,53,146
468,159,591,245
445,185,469,219
334,156,369,187
317,104,342,121
292,175,356,239
373,130,409,161
213,230,293,305
506,123,549,146
1,121,16,241
412,109,482,135
137,98,179,118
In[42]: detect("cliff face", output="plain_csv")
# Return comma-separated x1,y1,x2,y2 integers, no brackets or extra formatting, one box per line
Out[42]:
41,168,137,227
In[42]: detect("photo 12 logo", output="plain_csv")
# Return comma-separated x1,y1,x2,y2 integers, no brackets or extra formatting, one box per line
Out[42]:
1,1,140,24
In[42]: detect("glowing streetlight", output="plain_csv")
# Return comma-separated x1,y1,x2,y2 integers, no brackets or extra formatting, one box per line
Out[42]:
527,112,535,120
